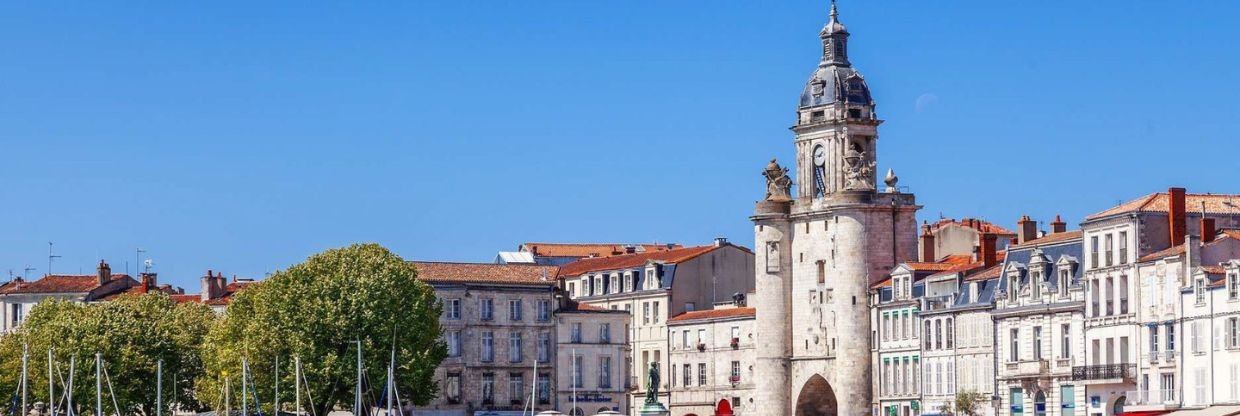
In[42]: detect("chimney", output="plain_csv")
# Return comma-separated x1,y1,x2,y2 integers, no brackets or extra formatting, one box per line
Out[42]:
96,260,112,286
980,233,999,268
714,237,729,247
201,270,217,301
138,273,155,294
1201,217,1217,243
1017,216,1038,244
1169,187,1187,247
216,272,228,295
1051,215,1067,234
920,222,936,262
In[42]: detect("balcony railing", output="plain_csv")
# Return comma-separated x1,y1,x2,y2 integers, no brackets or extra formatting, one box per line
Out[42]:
1004,359,1049,377
1071,364,1136,381
1164,350,1177,362
1148,351,1160,363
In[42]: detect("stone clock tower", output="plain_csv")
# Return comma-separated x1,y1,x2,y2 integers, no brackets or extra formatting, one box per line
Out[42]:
752,2,920,415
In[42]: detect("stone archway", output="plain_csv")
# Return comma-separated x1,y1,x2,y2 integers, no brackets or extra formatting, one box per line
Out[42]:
1112,396,1126,415
795,374,838,416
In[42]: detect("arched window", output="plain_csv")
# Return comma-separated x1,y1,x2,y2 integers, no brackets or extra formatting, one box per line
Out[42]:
946,318,954,349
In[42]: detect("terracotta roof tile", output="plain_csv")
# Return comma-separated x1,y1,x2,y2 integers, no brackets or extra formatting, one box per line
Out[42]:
668,307,755,323
169,294,203,304
1220,229,1240,240
1009,230,1084,249
901,262,959,272
927,218,1016,236
1201,265,1226,276
557,244,749,277
521,243,683,259
1088,192,1240,220
965,264,1005,281
411,262,558,286
870,278,894,289
1139,244,1187,262
2,274,133,295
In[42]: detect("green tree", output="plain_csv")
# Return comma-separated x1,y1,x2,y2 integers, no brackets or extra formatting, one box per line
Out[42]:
197,243,446,416
941,390,988,416
0,293,216,416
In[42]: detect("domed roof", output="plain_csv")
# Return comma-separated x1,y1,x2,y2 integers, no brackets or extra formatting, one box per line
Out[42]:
799,65,872,108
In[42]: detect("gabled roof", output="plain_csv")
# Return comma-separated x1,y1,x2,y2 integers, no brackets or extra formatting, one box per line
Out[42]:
668,307,755,323
520,242,683,259
1087,192,1240,220
411,262,558,286
2,274,134,295
1009,230,1084,249
927,218,1016,236
557,244,749,277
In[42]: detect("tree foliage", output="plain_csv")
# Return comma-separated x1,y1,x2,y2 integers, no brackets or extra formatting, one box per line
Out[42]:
0,293,216,416
941,390,988,416
197,243,446,416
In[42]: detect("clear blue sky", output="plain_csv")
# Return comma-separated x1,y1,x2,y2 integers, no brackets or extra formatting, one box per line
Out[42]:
3,1,1238,291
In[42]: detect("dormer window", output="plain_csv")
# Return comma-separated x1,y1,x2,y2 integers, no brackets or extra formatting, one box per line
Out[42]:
1031,270,1042,299
1058,270,1070,297
1007,271,1020,299
1229,272,1239,300
1195,278,1207,305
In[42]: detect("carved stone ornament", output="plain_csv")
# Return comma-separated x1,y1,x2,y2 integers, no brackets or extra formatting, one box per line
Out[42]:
763,159,794,202
843,147,875,190
766,241,781,273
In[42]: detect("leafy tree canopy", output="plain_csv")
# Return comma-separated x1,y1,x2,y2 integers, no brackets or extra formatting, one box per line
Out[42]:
0,293,216,416
197,243,446,416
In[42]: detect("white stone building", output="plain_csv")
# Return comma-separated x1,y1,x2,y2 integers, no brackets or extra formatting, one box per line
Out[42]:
666,302,756,416
556,301,631,416
558,241,754,412
750,3,921,416
994,230,1087,416
1180,254,1240,410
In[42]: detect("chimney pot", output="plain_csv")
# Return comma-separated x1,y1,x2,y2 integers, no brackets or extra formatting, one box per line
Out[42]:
1051,215,1067,234
1201,217,1217,243
1017,216,1038,244
920,226,936,263
980,233,999,268
97,260,112,286
1168,187,1187,247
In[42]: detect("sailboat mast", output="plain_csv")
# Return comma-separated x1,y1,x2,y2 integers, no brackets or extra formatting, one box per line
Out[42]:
94,353,101,416
21,343,27,416
354,342,362,416
157,359,163,416
48,348,54,416
571,349,577,416
294,357,301,416
242,358,249,416
224,377,231,416
384,351,392,416
67,355,76,416
274,356,279,416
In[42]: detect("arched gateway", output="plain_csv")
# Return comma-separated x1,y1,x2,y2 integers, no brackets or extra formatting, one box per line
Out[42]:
795,375,839,416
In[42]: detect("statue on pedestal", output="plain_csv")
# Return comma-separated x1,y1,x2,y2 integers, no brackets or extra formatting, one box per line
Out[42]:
763,159,793,202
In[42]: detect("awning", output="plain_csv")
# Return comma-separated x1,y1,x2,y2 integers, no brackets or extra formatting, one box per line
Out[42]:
1118,411,1171,416
1165,406,1240,416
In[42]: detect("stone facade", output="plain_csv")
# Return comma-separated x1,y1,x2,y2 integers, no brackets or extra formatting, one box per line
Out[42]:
666,304,756,416
751,4,920,416
411,262,560,416
556,303,631,416
1180,259,1240,408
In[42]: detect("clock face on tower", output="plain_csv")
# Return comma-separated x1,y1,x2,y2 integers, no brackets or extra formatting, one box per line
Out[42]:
812,145,827,167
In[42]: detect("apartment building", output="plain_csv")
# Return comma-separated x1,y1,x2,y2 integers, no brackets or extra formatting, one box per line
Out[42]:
556,301,631,416
666,301,756,416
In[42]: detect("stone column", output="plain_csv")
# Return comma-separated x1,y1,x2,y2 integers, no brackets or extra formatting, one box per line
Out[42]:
752,200,793,416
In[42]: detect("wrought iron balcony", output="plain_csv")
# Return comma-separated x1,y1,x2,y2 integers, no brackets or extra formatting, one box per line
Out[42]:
1071,364,1136,381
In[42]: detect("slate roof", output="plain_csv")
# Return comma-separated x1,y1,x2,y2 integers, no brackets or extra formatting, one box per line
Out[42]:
998,232,1084,294
668,307,755,323
1009,230,1084,249
411,262,558,286
1087,192,1240,220
520,243,682,259
557,244,749,277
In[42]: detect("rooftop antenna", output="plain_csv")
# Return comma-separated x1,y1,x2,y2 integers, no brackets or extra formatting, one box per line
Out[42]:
23,266,36,280
143,259,154,274
48,242,62,276
135,248,146,276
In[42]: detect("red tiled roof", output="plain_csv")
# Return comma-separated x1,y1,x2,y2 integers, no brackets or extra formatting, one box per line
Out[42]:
668,307,755,323
928,252,1008,280
1087,192,1240,220
927,218,1016,236
1139,244,1186,263
1009,230,1084,249
1220,229,1240,240
557,244,749,277
169,294,203,304
965,264,1005,281
411,262,559,286
521,243,683,258
1201,265,1226,276
2,274,133,295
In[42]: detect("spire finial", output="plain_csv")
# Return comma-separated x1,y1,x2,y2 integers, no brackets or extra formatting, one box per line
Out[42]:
830,0,838,20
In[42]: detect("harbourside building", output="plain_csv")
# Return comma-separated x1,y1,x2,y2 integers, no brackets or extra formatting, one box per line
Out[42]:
411,261,560,416
558,240,754,412
1180,254,1240,410
555,301,631,416
0,261,164,331
665,300,757,416
501,243,684,266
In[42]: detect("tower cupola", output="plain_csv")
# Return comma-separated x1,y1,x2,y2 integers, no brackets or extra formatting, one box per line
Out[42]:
799,0,873,110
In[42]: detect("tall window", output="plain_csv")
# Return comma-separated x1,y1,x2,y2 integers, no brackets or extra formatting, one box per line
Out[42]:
1119,231,1129,264
643,302,650,324
1119,275,1129,314
481,332,494,362
1033,326,1043,359
1161,374,1176,402
447,331,461,357
537,375,551,404
935,320,942,350
817,260,826,284
1230,273,1240,300
1105,234,1114,266
1060,324,1071,359
446,373,461,404
1010,328,1020,362
1090,236,1099,268
1061,385,1075,416
624,273,634,292
683,364,692,387
573,355,583,388
1105,277,1114,316
1090,280,1100,318
509,332,522,363
481,298,494,321
1228,317,1239,348
599,323,611,344
446,299,462,320
1195,279,1207,304
653,301,660,323
538,332,550,362
1150,326,1160,353
698,329,706,346
571,323,582,343
510,299,523,321
509,373,524,404
1059,270,1070,296
1166,323,1176,353
599,357,612,388
537,300,551,321
481,373,495,404
698,363,707,386
682,330,690,349
924,322,932,349
1032,271,1042,298
731,361,741,381
946,318,954,349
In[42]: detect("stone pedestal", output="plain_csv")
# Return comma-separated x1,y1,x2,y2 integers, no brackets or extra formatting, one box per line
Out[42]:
638,402,670,416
